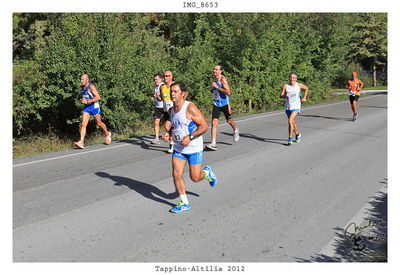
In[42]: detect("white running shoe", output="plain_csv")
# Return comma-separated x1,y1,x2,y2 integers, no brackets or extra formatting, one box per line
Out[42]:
206,143,217,151
73,141,84,149
151,138,160,144
233,129,240,142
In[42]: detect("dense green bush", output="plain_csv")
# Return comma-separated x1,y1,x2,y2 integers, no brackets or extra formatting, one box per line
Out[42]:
13,13,387,138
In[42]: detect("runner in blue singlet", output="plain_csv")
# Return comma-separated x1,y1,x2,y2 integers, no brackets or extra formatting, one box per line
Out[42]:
206,65,239,151
73,74,111,149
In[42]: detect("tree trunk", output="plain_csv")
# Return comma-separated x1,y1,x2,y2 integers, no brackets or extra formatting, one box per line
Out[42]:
248,99,252,112
373,63,377,87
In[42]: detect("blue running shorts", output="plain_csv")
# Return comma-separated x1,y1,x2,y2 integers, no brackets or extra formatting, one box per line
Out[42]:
286,109,300,116
173,151,203,165
83,104,101,116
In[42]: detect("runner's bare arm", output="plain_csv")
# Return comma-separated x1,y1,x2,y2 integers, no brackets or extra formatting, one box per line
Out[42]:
156,85,163,101
218,76,231,96
279,84,288,98
162,109,173,142
299,83,308,102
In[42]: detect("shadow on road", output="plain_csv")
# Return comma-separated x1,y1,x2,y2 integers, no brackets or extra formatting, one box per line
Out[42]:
95,172,200,207
116,136,170,154
300,114,353,122
364,91,387,95
295,179,387,262
360,105,387,109
231,132,288,146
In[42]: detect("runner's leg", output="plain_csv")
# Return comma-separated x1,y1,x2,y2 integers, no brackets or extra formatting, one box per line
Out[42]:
172,156,187,196
80,112,91,142
189,163,206,183
154,117,160,139
288,111,299,138
211,118,219,144
94,114,109,135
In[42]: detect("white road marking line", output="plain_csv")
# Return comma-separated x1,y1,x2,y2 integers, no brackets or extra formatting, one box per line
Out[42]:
13,144,130,168
13,94,385,168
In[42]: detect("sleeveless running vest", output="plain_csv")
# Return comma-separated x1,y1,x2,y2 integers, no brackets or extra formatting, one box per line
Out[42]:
213,77,229,107
154,82,164,109
348,79,362,96
161,82,174,111
82,83,99,109
171,101,203,154
285,82,301,111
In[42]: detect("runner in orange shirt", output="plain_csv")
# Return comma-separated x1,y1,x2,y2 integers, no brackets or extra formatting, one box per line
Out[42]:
345,72,364,121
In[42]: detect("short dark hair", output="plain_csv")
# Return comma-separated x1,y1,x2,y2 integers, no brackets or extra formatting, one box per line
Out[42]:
215,64,223,71
171,82,187,93
154,73,162,79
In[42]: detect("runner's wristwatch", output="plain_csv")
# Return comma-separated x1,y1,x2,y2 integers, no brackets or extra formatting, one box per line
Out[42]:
189,134,194,140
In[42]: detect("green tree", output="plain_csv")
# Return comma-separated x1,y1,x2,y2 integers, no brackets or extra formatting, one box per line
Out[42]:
348,13,387,86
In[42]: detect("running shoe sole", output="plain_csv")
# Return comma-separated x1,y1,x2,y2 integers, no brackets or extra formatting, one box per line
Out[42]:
170,202,191,213
206,144,217,151
233,131,240,142
295,133,301,143
203,165,217,187
151,139,160,144
73,142,84,149
105,132,111,145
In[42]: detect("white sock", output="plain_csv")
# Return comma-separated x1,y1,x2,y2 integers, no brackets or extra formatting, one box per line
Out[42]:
180,194,189,204
203,168,210,178
211,141,216,146
234,129,239,133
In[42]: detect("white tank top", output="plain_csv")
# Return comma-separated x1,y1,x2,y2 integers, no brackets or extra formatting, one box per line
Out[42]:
154,82,164,108
285,82,301,111
171,101,203,154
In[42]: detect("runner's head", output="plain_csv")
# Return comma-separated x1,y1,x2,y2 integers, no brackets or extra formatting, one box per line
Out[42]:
289,72,297,85
170,82,187,103
352,72,357,79
214,65,223,77
163,71,173,84
154,73,162,85
80,74,89,86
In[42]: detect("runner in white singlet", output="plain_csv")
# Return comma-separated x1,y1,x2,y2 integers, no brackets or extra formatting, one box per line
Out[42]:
162,82,217,213
150,74,165,144
280,73,308,145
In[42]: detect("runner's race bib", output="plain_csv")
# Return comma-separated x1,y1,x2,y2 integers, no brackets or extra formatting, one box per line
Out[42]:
164,100,173,111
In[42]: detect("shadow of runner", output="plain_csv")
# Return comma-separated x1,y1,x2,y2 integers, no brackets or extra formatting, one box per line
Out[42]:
300,114,353,122
95,172,200,207
116,136,170,154
232,132,288,146
296,179,387,262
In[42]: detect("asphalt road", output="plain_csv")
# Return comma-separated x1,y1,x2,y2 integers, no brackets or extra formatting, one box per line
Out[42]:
13,93,387,262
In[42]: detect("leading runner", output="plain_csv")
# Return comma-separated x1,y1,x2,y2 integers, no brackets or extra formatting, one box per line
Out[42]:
162,82,217,213
345,72,364,121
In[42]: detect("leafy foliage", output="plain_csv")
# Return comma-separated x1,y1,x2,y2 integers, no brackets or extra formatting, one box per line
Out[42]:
13,13,387,138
